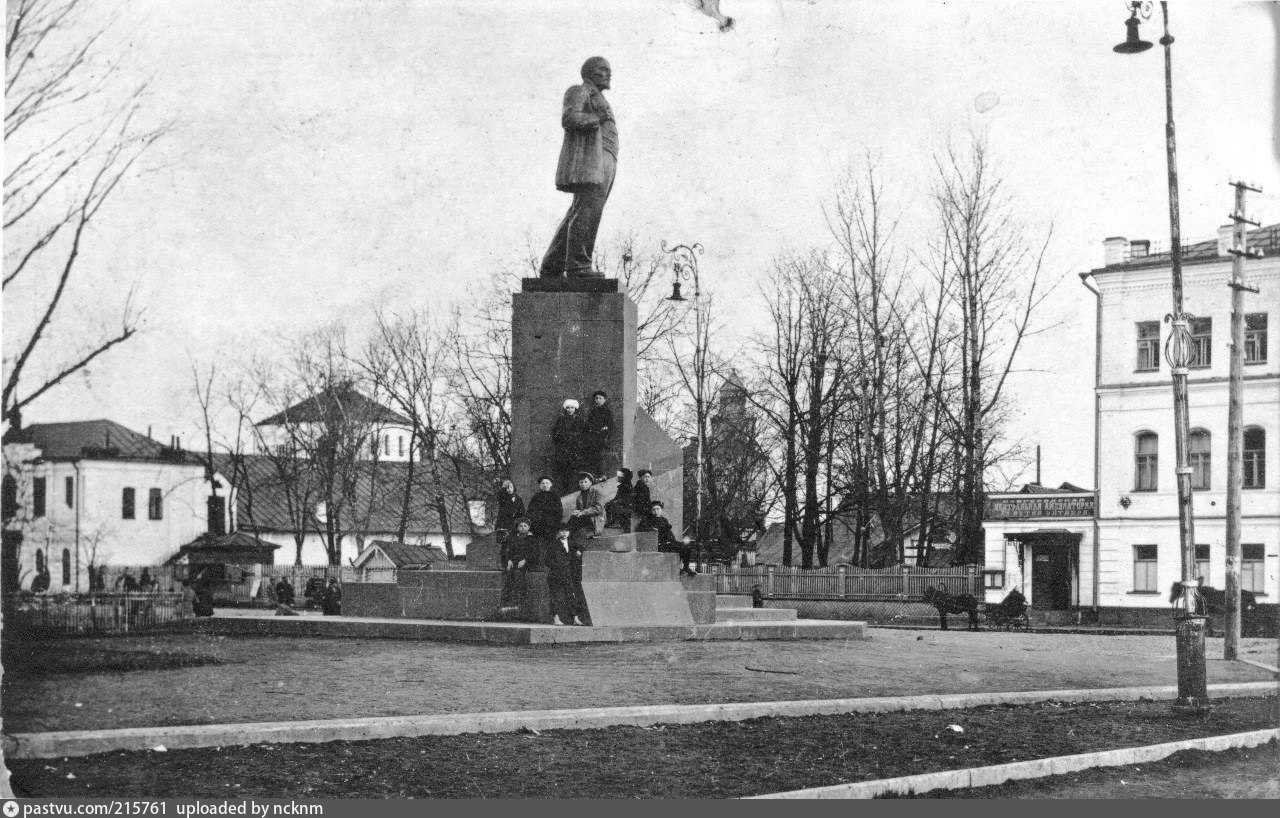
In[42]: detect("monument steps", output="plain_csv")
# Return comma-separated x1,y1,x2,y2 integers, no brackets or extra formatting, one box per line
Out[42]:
716,606,799,623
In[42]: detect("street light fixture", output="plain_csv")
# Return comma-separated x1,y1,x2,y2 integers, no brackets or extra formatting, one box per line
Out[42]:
664,240,707,568
1112,0,1208,711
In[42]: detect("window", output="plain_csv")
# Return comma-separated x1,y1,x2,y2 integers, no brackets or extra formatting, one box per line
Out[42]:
61,548,70,586
1189,429,1211,490
1134,544,1159,592
370,436,379,457
1194,544,1210,584
1135,432,1158,491
398,436,405,457
1136,321,1160,371
384,435,390,457
148,488,163,521
32,476,46,518
1189,317,1211,368
1241,544,1266,595
65,476,74,508
1244,313,1268,364
1244,427,1266,489
983,570,1005,590
122,487,136,520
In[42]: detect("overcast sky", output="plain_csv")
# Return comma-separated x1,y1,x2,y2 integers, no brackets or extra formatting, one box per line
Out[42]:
5,0,1277,488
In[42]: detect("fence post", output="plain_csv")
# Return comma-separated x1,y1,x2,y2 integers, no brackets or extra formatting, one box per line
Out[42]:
838,565,846,598
766,564,775,597
901,565,910,599
968,564,978,596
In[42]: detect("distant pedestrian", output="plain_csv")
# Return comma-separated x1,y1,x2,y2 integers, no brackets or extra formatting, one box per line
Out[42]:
322,577,342,616
275,577,295,607
191,570,215,617
139,568,155,591
118,569,139,593
752,585,764,609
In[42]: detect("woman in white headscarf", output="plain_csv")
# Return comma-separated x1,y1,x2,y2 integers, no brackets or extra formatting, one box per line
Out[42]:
552,398,586,492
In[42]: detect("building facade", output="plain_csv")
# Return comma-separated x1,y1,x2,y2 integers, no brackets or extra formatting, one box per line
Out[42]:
983,225,1279,620
2,420,220,592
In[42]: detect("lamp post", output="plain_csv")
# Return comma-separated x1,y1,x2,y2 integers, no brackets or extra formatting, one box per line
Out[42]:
1112,0,1208,710
664,240,706,567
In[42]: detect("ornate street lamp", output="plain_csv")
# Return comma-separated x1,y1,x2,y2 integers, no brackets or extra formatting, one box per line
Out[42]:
1112,0,1207,710
664,240,707,567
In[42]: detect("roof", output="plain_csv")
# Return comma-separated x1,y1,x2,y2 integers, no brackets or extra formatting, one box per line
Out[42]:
167,531,280,565
1016,482,1093,495
256,385,411,428
354,541,450,569
2,419,201,464
1094,223,1280,273
214,453,491,538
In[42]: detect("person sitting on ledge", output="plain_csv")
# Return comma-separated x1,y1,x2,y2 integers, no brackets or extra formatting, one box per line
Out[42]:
633,469,654,524
605,467,634,532
568,471,604,543
638,500,695,576
494,478,525,542
499,518,538,619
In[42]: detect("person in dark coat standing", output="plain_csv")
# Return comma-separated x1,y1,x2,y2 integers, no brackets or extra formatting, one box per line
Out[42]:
605,467,634,532
494,479,525,540
638,500,695,576
552,399,586,492
543,527,582,626
526,476,564,562
322,577,342,616
275,577,295,607
584,390,613,477
499,519,538,619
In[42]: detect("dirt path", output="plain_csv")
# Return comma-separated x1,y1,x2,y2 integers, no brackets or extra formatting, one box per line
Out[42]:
4,629,1275,732
8,698,1277,798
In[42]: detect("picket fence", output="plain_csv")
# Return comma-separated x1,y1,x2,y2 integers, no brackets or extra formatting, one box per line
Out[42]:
4,592,188,637
708,564,981,601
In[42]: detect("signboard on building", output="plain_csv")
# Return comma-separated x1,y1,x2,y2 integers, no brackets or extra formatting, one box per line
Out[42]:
985,495,1095,520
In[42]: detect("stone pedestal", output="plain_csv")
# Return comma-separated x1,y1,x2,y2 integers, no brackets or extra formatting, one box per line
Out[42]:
511,279,637,495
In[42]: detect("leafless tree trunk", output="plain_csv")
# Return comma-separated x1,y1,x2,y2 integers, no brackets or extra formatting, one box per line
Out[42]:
4,0,168,426
927,135,1059,564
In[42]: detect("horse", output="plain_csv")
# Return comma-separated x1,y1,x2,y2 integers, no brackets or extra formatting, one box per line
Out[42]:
923,584,981,631
1169,582,1258,636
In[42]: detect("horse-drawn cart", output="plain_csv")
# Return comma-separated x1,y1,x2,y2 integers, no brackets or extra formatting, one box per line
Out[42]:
982,588,1029,631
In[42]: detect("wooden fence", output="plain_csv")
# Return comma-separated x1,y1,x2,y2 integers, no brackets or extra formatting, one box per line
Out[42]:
708,564,981,600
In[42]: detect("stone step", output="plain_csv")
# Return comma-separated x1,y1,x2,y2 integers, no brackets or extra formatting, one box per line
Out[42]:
717,594,753,606
716,606,798,622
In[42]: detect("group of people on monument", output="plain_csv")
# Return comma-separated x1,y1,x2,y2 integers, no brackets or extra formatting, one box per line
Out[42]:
551,391,613,490
493,460,695,626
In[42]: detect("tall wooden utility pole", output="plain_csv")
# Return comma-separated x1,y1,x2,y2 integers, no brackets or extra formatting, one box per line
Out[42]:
1224,179,1262,661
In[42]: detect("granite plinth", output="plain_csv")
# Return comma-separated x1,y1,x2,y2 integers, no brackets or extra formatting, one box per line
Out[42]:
344,570,550,623
521,277,620,293
578,550,693,627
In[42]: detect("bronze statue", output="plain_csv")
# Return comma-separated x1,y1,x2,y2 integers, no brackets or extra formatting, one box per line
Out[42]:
539,57,617,278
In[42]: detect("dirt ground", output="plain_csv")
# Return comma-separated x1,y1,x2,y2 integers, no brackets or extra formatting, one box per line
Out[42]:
922,742,1280,799
4,629,1275,733
8,697,1277,798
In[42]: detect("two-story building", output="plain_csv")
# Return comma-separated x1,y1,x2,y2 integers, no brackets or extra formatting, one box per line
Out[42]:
254,384,419,463
983,224,1278,625
2,419,221,592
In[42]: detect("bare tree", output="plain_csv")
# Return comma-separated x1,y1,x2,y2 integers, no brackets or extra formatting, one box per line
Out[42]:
4,0,168,425
927,135,1059,564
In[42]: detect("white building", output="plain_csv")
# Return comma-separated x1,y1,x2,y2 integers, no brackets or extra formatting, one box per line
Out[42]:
254,385,419,463
2,420,223,592
983,224,1278,624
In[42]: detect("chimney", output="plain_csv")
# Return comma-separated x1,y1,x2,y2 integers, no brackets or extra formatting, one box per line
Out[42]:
1130,239,1150,259
1103,236,1130,266
147,425,152,440
1218,224,1235,256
